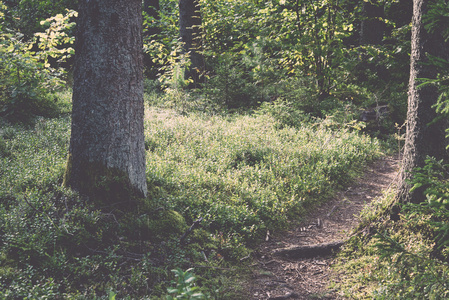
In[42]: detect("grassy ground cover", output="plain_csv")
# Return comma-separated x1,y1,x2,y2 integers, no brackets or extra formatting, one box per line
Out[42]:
0,95,382,298
144,106,381,254
333,161,449,299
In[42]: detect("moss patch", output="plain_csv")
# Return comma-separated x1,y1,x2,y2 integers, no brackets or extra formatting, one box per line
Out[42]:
131,209,188,241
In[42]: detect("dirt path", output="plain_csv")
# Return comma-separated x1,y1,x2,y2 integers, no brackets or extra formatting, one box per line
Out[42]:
246,156,399,299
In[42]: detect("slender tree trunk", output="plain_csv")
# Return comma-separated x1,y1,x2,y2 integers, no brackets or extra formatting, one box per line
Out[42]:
396,0,448,204
64,0,147,203
179,0,204,87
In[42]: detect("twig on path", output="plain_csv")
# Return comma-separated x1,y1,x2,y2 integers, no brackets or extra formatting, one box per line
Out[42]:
268,291,298,300
273,241,345,259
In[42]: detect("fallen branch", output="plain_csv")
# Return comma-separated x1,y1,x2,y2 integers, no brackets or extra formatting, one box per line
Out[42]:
180,217,203,245
327,205,337,217
269,291,298,300
273,240,345,259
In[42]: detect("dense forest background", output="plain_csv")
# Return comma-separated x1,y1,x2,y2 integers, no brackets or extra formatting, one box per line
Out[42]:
1,0,414,123
0,0,448,299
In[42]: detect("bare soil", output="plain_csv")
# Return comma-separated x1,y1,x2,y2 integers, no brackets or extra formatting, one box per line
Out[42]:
245,156,399,300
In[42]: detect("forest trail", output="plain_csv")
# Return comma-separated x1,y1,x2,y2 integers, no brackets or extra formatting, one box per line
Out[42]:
245,156,400,299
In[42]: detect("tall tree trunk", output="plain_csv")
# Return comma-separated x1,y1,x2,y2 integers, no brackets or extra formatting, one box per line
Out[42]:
144,0,160,37
360,0,385,45
396,0,448,204
179,0,204,87
143,0,160,78
357,0,387,82
64,0,147,203
388,0,413,29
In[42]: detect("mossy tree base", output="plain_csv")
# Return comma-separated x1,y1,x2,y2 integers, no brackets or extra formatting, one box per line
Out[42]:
63,153,145,209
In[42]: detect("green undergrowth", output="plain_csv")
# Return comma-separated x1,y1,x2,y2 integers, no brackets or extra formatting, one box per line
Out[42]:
144,106,381,254
0,102,382,298
333,158,449,299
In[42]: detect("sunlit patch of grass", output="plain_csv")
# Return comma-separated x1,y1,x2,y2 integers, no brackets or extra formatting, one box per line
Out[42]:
144,106,382,254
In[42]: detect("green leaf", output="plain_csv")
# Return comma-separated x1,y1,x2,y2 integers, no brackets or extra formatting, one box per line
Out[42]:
108,290,116,300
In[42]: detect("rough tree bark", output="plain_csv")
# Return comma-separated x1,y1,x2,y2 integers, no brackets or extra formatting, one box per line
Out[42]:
179,0,204,87
396,0,448,204
64,0,147,203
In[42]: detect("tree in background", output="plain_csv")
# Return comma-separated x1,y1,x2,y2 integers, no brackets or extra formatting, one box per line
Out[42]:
143,0,160,77
396,0,448,204
179,0,204,87
144,0,160,36
387,0,413,29
359,0,385,45
64,0,147,203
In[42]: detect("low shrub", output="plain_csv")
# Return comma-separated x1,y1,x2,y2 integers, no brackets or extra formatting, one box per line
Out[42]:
0,6,74,123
